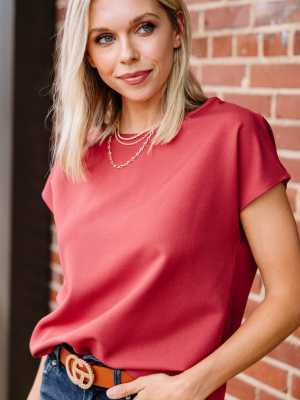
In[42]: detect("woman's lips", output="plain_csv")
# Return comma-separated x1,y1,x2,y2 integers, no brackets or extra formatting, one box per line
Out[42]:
118,70,152,85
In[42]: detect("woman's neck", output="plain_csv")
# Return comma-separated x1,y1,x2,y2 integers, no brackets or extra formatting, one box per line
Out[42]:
119,98,163,134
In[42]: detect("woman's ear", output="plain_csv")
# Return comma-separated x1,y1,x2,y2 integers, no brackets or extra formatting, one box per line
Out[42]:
85,49,96,68
174,10,185,49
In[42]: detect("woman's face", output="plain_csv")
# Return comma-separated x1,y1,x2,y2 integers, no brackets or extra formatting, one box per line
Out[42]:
85,0,182,106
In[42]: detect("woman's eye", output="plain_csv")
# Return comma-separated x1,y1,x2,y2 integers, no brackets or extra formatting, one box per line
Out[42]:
95,35,114,45
94,22,156,45
138,22,156,34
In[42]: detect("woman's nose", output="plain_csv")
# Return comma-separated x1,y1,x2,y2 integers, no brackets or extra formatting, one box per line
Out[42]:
119,38,139,64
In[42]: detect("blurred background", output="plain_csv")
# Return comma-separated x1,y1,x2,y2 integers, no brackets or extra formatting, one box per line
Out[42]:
0,0,299,399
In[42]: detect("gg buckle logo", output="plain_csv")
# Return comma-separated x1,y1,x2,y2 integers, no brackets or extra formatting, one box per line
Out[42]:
65,354,95,389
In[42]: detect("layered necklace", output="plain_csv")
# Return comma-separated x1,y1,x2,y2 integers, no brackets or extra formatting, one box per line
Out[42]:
107,112,162,169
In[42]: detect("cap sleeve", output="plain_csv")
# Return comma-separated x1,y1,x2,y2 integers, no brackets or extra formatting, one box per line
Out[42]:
41,163,57,214
238,113,291,214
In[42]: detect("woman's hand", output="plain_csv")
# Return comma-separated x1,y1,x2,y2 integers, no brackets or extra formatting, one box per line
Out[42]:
106,371,202,400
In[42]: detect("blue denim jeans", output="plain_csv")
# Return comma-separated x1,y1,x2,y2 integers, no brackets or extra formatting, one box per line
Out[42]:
40,343,138,400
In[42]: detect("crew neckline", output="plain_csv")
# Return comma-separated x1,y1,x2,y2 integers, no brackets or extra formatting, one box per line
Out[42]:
118,96,218,136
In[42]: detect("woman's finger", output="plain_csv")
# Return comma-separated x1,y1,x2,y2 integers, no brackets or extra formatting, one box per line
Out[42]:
106,377,144,399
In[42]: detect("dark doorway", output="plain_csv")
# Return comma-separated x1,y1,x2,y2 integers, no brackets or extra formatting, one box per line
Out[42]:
9,1,56,399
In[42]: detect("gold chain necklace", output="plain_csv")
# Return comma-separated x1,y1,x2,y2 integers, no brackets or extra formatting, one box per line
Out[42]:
116,113,156,143
107,114,162,169
115,130,150,146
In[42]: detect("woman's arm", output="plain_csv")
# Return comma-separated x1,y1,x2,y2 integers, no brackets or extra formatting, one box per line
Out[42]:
106,181,300,400
26,355,47,400
178,181,300,399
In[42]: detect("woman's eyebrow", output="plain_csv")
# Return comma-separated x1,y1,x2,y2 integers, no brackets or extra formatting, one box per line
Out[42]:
88,12,160,38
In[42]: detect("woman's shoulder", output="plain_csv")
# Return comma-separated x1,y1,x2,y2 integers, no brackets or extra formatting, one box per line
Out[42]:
184,96,268,144
188,96,266,126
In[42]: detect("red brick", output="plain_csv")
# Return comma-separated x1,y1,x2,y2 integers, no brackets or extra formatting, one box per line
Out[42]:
223,94,272,117
254,1,300,27
286,187,297,213
204,92,219,98
244,298,261,319
292,374,300,399
51,251,61,265
213,36,232,57
272,125,300,151
205,5,250,30
250,273,262,294
264,32,288,56
50,288,58,303
227,376,256,400
294,325,300,339
190,64,198,79
259,390,284,400
243,360,287,390
237,34,258,56
189,11,199,32
191,38,207,58
202,64,246,86
268,341,300,369
51,270,63,285
280,157,300,181
276,95,300,119
295,30,300,54
56,7,66,22
251,64,300,88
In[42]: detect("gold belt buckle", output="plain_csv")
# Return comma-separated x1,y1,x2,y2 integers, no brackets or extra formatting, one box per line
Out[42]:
65,354,95,389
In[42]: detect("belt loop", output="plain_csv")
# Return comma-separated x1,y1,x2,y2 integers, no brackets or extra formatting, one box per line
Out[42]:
113,368,121,386
114,369,131,400
55,343,63,371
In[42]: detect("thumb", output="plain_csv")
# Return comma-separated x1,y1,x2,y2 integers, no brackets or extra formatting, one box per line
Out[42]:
106,381,140,399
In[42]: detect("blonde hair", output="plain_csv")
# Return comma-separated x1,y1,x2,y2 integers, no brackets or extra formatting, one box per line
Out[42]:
47,0,208,182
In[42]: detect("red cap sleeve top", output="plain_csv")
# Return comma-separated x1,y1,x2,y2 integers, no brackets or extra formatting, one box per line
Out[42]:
29,96,291,400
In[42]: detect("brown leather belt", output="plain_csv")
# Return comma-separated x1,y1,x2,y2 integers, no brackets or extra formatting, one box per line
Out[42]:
53,344,135,390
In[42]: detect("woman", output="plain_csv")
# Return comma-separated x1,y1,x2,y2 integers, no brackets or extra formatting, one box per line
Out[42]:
27,0,300,399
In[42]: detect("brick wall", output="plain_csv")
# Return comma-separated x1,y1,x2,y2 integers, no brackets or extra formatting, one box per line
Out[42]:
186,0,300,398
48,0,300,399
